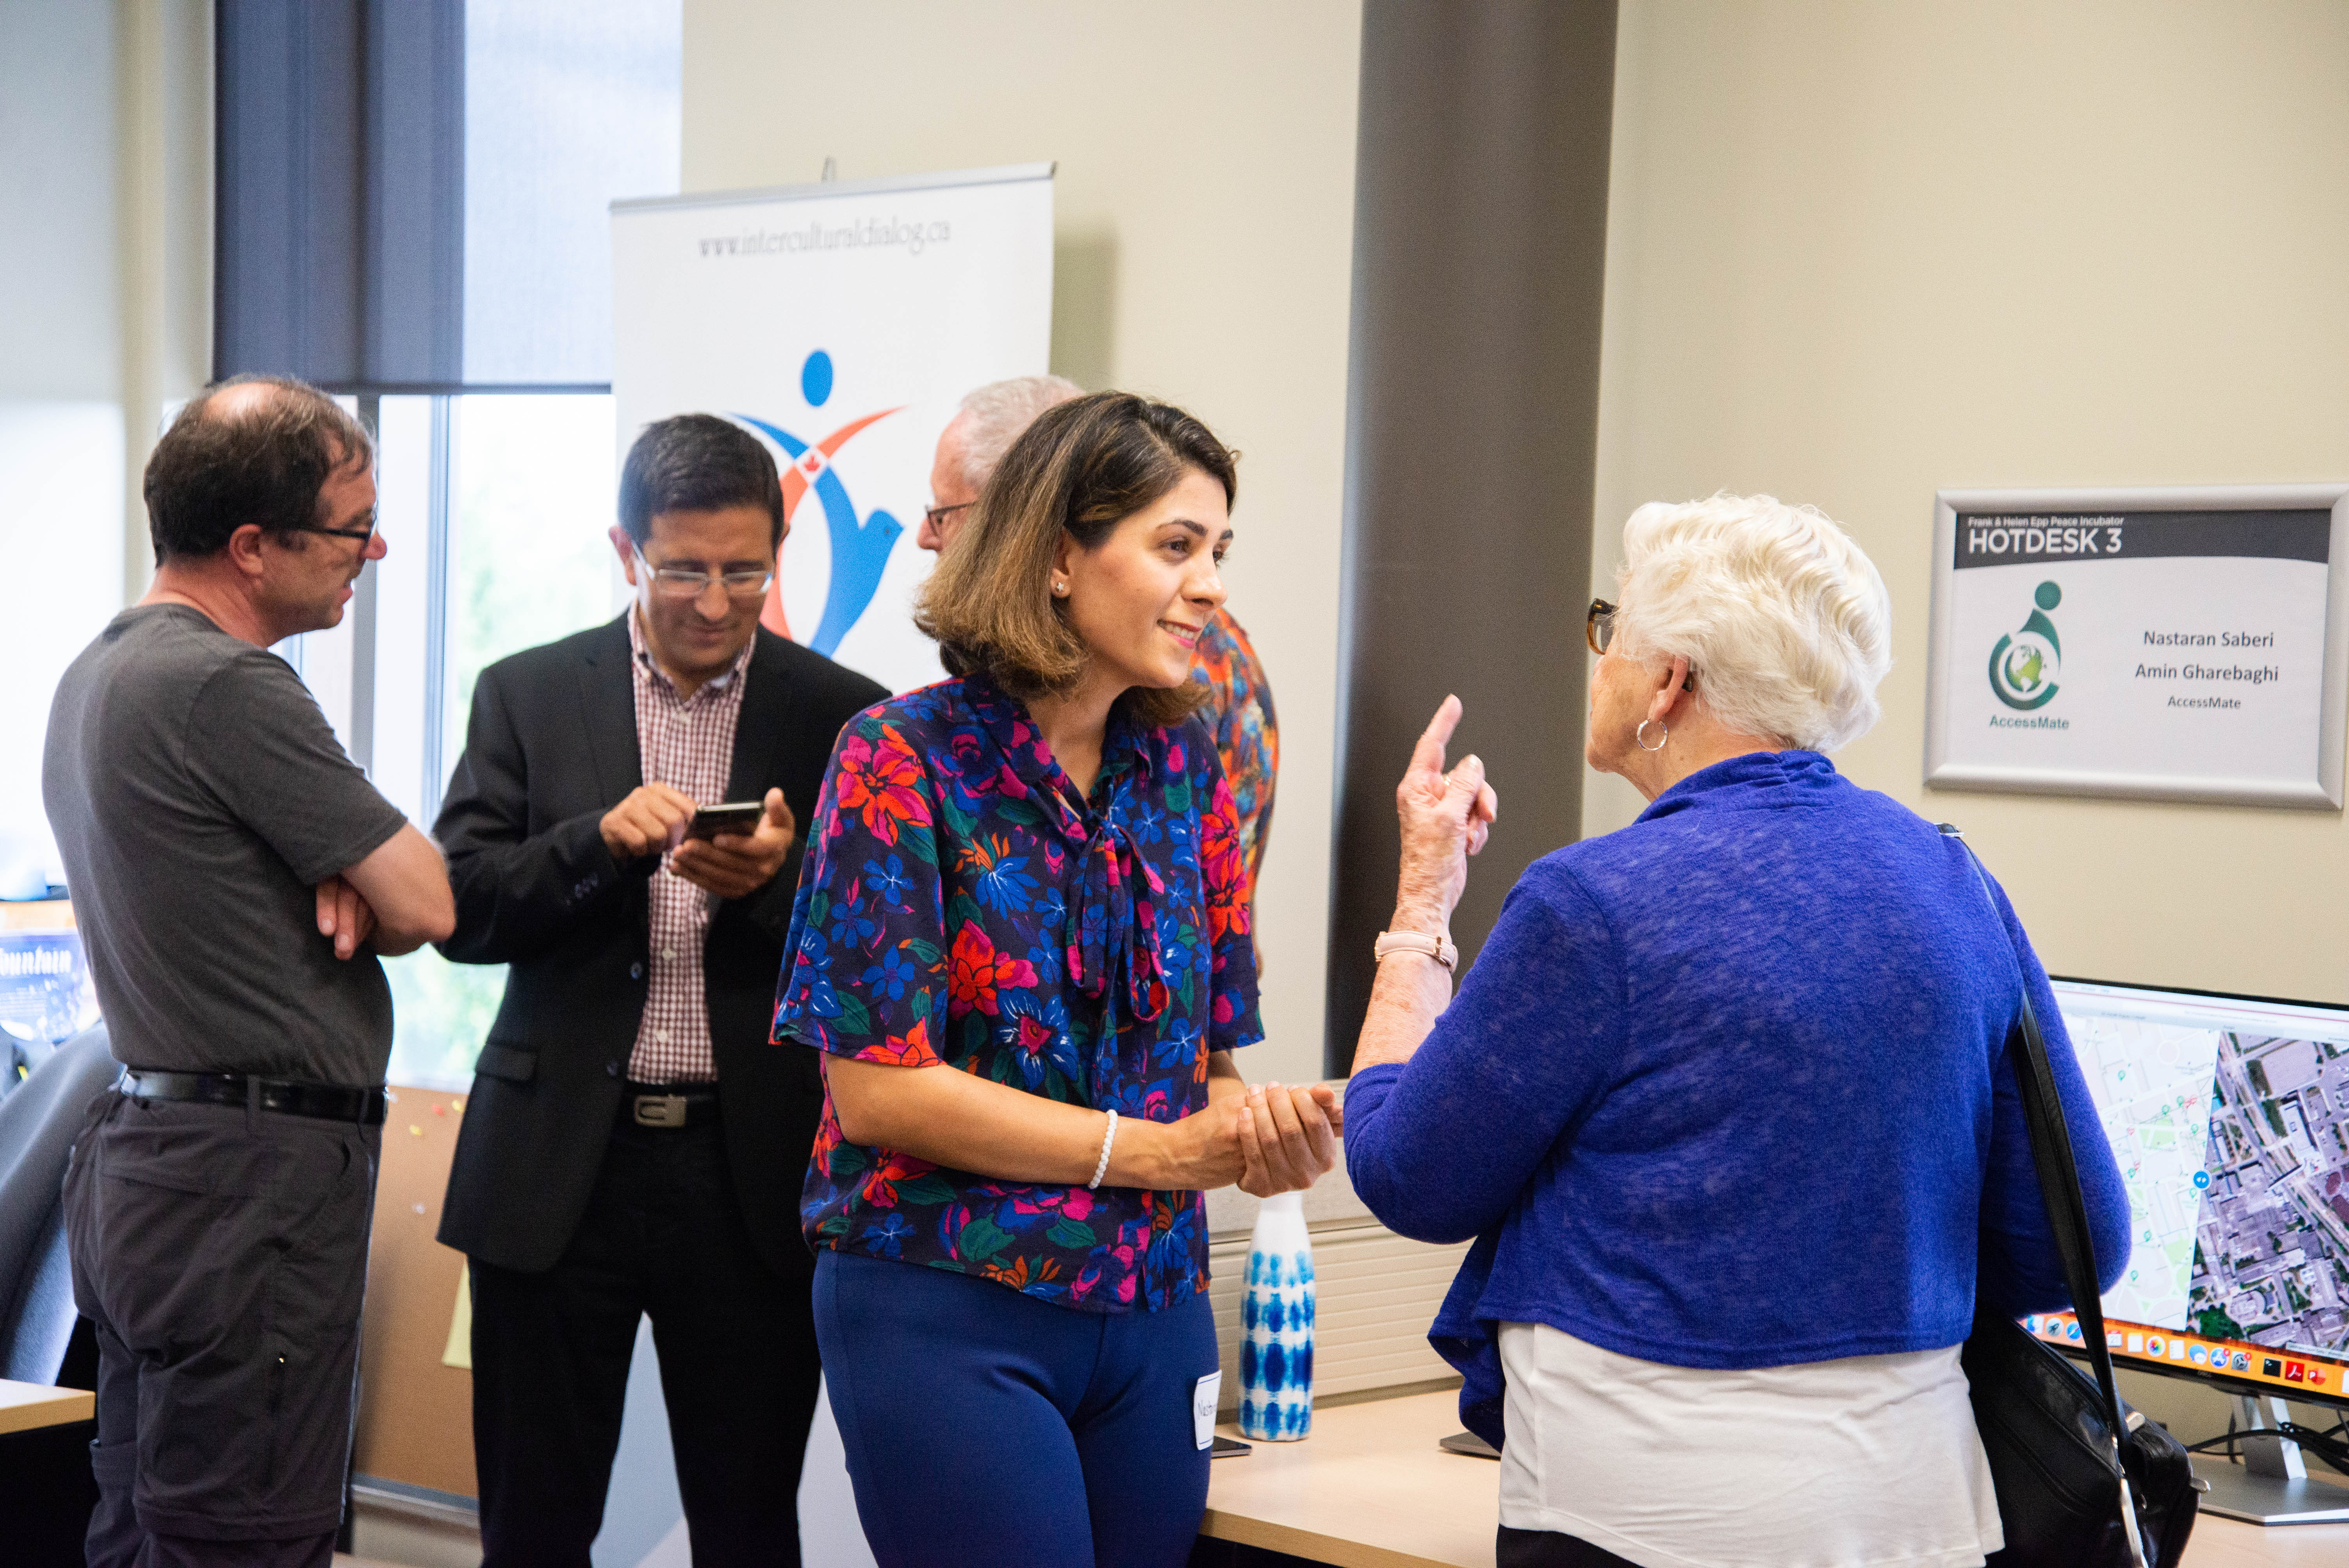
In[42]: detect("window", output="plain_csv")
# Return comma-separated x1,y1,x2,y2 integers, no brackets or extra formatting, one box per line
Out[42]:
0,404,124,903
301,394,623,1090
438,397,624,772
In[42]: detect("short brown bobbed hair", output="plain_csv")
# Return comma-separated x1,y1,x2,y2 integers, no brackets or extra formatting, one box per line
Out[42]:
915,391,1238,729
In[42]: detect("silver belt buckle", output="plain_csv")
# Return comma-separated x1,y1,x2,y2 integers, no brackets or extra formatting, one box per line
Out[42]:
633,1094,689,1128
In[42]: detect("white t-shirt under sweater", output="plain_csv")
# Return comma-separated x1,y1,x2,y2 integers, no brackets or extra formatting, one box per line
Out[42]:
1497,1321,2003,1568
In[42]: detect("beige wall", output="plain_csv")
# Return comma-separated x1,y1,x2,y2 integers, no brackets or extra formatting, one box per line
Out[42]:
1590,0,2349,1008
0,0,213,600
115,0,215,602
683,0,1363,1082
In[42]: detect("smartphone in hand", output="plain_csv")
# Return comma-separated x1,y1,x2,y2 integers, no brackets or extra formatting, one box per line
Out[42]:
683,801,764,841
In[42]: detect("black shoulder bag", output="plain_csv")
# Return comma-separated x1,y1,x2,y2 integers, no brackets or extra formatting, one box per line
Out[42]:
1942,825,2199,1567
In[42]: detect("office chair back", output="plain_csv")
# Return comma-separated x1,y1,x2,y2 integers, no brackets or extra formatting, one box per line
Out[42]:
0,1025,119,1383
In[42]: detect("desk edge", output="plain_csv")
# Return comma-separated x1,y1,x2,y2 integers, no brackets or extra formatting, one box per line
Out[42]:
1199,1506,1473,1568
0,1386,96,1436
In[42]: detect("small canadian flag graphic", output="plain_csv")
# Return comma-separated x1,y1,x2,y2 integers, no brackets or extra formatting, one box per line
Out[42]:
798,449,828,478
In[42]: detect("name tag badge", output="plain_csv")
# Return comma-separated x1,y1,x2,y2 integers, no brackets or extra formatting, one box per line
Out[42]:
1193,1371,1222,1450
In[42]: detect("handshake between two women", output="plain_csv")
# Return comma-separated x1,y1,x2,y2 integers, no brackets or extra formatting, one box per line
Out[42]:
1190,1067,1347,1199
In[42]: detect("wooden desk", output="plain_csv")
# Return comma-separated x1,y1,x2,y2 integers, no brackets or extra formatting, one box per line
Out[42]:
0,1378,99,1560
0,1378,93,1436
1202,1390,2349,1568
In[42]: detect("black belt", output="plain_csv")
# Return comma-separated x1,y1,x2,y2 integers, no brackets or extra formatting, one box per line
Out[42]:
622,1083,720,1129
121,1070,388,1126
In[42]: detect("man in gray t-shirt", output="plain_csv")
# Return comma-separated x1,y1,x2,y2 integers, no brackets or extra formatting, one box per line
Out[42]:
47,604,409,1085
44,376,453,1568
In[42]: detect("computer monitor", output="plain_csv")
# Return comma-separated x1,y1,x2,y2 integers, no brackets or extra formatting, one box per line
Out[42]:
2031,976,2349,1523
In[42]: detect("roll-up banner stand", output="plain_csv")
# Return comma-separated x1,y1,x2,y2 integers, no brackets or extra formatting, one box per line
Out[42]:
613,164,1056,695
1925,485,2349,809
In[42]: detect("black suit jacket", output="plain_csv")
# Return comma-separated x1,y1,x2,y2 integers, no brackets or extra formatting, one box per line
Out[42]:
433,615,887,1274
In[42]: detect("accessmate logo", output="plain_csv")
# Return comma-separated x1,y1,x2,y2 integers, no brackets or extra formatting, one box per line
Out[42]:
1989,581,2064,711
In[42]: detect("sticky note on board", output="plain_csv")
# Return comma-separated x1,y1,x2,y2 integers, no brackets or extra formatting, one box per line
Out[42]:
442,1265,473,1370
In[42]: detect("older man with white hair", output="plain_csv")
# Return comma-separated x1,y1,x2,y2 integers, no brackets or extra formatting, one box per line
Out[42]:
920,376,1281,900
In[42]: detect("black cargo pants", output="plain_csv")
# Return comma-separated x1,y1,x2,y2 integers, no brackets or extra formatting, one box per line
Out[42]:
63,1089,379,1567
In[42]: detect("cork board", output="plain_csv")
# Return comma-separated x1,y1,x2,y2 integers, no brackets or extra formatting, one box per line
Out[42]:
353,1085,477,1499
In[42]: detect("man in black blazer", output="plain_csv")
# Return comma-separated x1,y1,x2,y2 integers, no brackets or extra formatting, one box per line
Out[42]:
435,415,886,1566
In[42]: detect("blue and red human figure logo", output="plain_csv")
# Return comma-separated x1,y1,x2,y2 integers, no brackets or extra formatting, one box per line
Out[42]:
736,349,904,657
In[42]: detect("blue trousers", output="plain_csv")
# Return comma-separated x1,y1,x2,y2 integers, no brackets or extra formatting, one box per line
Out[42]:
813,1249,1217,1568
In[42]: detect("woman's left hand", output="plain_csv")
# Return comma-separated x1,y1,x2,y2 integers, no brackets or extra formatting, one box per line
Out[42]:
1236,1081,1342,1196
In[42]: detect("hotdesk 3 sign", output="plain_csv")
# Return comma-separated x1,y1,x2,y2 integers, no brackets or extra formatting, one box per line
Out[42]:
1925,486,2349,808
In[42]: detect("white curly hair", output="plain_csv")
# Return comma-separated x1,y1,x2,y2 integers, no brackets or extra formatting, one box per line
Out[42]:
1610,493,1892,753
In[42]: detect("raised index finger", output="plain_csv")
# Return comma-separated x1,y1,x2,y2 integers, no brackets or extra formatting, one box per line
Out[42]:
1409,694,1464,780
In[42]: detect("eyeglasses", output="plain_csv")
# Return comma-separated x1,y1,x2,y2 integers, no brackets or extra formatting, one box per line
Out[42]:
634,546,773,600
1589,596,1696,691
302,519,379,546
923,501,975,531
1586,598,1618,656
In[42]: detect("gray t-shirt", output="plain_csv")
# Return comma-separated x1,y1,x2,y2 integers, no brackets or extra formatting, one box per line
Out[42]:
43,604,410,1085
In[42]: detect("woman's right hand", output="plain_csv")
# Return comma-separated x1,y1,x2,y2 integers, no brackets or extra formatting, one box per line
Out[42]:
1393,695,1499,932
1135,1094,1251,1191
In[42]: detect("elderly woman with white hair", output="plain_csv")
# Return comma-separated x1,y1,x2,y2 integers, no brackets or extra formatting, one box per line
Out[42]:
1342,495,2129,1568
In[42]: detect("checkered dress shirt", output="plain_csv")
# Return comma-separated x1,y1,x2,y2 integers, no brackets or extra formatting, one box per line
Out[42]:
624,609,754,1085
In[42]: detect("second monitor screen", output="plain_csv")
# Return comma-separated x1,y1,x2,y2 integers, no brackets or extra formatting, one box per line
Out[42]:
2047,977,2349,1394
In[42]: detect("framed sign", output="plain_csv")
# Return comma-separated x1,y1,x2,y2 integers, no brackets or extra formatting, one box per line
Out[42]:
1925,485,2349,809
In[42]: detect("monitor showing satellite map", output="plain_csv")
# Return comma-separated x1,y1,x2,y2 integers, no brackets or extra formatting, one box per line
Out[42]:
2028,978,2349,1406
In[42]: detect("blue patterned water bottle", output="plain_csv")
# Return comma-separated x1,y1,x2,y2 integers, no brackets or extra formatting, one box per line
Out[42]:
1239,1190,1314,1440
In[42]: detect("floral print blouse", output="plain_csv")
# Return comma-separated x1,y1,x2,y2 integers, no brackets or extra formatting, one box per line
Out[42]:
773,671,1263,1313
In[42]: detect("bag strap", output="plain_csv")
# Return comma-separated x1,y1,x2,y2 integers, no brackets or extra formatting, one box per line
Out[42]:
1939,824,2151,1568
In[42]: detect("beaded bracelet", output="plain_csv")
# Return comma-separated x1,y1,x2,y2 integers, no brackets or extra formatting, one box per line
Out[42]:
1087,1108,1120,1190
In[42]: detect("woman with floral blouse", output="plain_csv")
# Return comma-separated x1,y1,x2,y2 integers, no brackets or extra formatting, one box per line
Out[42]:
772,392,1340,1568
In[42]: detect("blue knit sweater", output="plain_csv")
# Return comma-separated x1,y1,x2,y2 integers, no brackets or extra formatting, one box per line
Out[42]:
1344,750,2130,1446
